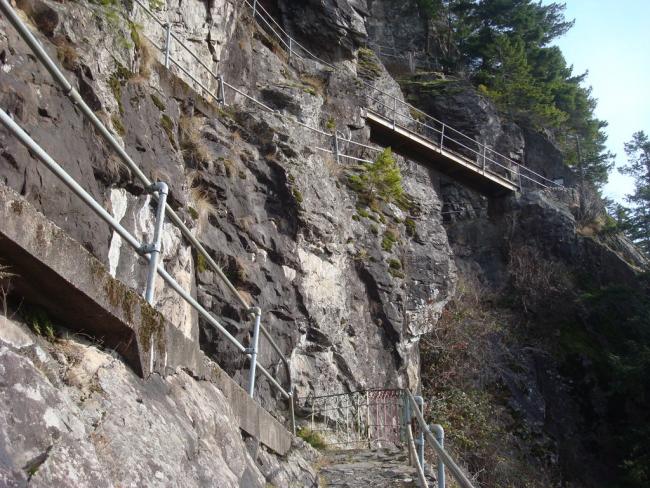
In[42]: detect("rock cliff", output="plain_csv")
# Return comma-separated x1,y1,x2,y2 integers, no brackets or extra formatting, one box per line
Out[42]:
0,0,646,486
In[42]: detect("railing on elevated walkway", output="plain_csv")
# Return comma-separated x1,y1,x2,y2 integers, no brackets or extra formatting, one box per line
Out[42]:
244,0,563,193
0,0,296,434
303,388,476,488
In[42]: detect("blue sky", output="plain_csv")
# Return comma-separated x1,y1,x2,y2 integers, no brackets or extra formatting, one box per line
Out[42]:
545,0,650,203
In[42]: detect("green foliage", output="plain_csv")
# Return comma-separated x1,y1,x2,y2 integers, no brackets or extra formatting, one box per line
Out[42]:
566,275,650,486
325,116,336,131
381,229,398,252
150,94,166,112
23,305,56,341
111,114,125,136
297,427,327,450
196,253,207,273
404,217,417,237
356,207,370,219
616,131,650,255
160,114,177,149
149,0,164,11
293,188,303,205
108,64,132,115
416,0,613,188
357,48,382,80
348,148,405,207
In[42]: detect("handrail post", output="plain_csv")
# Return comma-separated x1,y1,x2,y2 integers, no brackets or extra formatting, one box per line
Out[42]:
482,146,487,174
414,396,425,469
218,74,226,106
252,0,257,17
392,96,397,130
143,181,169,305
440,123,445,149
164,23,172,69
333,130,340,165
289,391,296,435
431,424,446,488
288,37,293,61
246,306,262,397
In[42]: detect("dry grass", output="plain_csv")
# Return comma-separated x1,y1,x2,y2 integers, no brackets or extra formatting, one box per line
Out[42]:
0,263,16,326
299,74,328,97
322,153,344,178
55,41,79,71
104,153,131,181
575,183,606,234
179,116,213,166
136,36,155,79
189,185,217,235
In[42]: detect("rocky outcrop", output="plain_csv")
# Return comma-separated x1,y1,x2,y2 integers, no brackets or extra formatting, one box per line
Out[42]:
0,0,459,482
0,317,318,487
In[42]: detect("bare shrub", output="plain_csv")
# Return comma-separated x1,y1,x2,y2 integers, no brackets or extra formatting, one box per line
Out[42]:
421,271,559,488
508,244,572,313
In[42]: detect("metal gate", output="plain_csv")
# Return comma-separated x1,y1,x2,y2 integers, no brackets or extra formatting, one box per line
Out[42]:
302,389,405,449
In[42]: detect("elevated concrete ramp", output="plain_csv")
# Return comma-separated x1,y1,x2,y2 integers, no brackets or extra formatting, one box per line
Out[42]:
0,184,291,455
365,109,519,196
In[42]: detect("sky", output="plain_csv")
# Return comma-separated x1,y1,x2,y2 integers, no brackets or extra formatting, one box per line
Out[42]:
545,0,650,203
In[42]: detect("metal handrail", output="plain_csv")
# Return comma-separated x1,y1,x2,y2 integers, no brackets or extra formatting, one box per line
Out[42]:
406,424,429,488
242,0,563,192
0,0,297,433
405,390,476,488
305,388,475,488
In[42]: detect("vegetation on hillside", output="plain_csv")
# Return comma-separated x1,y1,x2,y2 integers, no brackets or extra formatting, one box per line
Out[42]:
417,0,613,188
608,131,650,254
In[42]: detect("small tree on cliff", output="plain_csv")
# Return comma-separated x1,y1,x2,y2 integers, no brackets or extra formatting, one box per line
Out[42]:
348,148,405,206
620,131,650,255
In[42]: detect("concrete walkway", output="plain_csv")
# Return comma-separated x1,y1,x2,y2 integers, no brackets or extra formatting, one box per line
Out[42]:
318,447,437,487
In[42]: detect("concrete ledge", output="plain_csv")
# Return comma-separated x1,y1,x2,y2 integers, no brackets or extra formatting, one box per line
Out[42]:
0,183,292,455
196,354,292,455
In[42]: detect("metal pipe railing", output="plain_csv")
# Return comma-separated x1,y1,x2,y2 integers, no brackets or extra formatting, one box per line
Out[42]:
407,424,429,488
0,0,297,432
406,390,476,488
431,424,446,488
240,0,564,192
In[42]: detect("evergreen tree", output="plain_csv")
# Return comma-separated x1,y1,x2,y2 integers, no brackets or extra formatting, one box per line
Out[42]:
620,131,650,254
417,0,613,188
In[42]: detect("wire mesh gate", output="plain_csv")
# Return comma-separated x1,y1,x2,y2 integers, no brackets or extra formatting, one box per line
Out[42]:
303,389,406,449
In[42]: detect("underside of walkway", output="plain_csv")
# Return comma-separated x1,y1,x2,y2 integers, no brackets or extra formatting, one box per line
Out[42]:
365,109,520,197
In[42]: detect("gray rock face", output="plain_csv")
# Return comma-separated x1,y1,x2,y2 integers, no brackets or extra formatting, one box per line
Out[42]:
0,318,317,487
278,0,369,61
366,0,428,53
0,0,458,482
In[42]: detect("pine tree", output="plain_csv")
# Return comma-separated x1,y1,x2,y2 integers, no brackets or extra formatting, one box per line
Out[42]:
348,148,404,205
620,131,650,254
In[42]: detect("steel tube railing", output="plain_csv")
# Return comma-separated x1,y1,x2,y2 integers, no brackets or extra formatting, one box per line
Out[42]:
431,424,446,488
144,182,169,305
0,109,142,252
0,0,298,428
406,390,476,488
0,107,249,354
242,0,563,192
407,424,429,488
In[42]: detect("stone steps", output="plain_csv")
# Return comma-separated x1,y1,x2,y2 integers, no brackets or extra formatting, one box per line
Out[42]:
318,447,437,487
